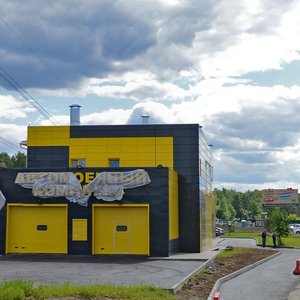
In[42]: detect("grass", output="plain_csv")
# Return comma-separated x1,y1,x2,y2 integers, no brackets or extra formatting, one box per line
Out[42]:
224,231,300,247
0,279,175,300
216,246,245,258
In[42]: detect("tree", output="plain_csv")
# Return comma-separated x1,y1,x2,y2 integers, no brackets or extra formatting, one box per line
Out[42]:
266,208,289,245
0,152,26,168
232,193,246,220
248,200,260,221
216,196,236,222
11,152,26,167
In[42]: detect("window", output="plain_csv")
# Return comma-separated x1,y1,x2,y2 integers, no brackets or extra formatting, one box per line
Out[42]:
36,225,48,231
71,159,86,167
116,225,127,231
109,159,119,168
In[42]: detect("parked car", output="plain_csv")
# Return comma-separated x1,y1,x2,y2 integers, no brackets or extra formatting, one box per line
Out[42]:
215,226,225,236
290,226,300,234
289,223,300,228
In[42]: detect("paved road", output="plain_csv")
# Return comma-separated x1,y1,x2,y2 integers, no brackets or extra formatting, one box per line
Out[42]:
0,255,207,289
216,239,300,300
216,237,258,248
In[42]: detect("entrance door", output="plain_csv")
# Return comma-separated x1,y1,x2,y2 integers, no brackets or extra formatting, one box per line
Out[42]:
93,204,149,255
113,220,130,253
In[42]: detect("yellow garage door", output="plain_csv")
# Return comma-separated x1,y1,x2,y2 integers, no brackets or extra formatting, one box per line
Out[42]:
93,204,149,255
6,204,67,254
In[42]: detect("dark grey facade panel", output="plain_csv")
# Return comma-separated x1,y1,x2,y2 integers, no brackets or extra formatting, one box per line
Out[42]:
27,146,69,168
174,136,199,145
70,124,199,139
0,167,172,257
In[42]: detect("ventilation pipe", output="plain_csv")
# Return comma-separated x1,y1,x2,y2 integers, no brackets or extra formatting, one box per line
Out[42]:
70,104,81,125
141,113,149,124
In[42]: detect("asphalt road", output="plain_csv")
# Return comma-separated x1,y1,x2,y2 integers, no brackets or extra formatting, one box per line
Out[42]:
216,239,300,300
0,254,207,290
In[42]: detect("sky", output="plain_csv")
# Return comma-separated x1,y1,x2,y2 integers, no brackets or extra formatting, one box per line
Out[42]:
1,0,300,191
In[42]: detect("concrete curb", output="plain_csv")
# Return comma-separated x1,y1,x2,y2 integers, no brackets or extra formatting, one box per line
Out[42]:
168,259,210,294
206,251,281,300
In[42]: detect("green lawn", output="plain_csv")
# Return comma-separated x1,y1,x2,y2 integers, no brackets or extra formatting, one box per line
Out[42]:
0,279,175,300
224,231,300,247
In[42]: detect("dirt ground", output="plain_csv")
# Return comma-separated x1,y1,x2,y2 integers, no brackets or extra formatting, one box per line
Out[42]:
175,247,277,300
44,247,277,300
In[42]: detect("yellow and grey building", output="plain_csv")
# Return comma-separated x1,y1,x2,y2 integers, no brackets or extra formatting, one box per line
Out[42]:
0,123,214,256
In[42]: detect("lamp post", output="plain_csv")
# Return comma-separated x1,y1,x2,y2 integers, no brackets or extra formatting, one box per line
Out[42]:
261,211,268,229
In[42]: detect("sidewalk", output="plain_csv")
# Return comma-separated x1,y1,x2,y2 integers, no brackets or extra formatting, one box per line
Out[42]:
215,238,300,300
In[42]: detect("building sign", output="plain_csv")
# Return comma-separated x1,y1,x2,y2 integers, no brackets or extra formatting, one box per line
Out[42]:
15,169,151,206
262,189,298,206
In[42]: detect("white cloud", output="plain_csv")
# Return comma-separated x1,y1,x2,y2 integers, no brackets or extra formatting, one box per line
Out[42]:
0,124,27,154
0,95,34,119
2,0,300,191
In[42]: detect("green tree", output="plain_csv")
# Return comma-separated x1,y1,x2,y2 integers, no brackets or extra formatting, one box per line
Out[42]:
266,208,289,245
11,152,26,167
0,152,26,168
288,214,298,222
248,200,260,221
232,193,245,220
216,196,236,222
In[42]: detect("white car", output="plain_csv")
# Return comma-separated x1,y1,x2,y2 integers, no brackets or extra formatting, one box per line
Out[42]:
290,226,300,234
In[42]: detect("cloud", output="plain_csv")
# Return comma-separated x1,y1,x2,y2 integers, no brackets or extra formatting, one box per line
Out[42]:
0,0,156,89
0,123,27,154
0,95,34,119
2,0,299,91
1,0,300,192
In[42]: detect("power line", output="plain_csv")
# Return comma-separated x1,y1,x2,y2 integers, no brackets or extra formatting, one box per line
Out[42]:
0,66,60,125
0,136,21,152
0,16,89,110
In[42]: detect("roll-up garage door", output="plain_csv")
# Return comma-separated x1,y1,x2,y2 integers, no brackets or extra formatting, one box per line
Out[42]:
6,204,67,254
93,204,149,255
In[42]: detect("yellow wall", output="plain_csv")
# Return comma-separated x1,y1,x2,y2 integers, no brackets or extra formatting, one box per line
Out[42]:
169,169,179,240
27,126,70,146
204,192,216,250
69,137,173,168
27,127,174,169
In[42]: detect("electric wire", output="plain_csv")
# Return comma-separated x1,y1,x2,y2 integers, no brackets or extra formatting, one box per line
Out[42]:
0,16,89,111
0,136,21,152
0,66,60,125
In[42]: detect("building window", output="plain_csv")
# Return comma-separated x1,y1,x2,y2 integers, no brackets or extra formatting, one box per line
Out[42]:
109,159,119,168
71,159,86,167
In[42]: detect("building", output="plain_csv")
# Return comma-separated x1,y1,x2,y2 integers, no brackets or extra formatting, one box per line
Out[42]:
0,115,214,257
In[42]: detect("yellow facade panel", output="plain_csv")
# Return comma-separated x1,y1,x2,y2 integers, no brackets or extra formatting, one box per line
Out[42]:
28,126,69,147
121,145,140,152
6,204,67,254
156,152,173,160
138,145,156,152
67,136,174,169
120,152,139,161
137,152,156,160
86,146,107,154
136,137,155,145
107,145,121,152
169,169,179,240
85,138,107,146
70,145,87,154
205,192,215,250
72,219,88,241
93,204,149,255
155,144,173,153
69,138,87,146
156,137,173,145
